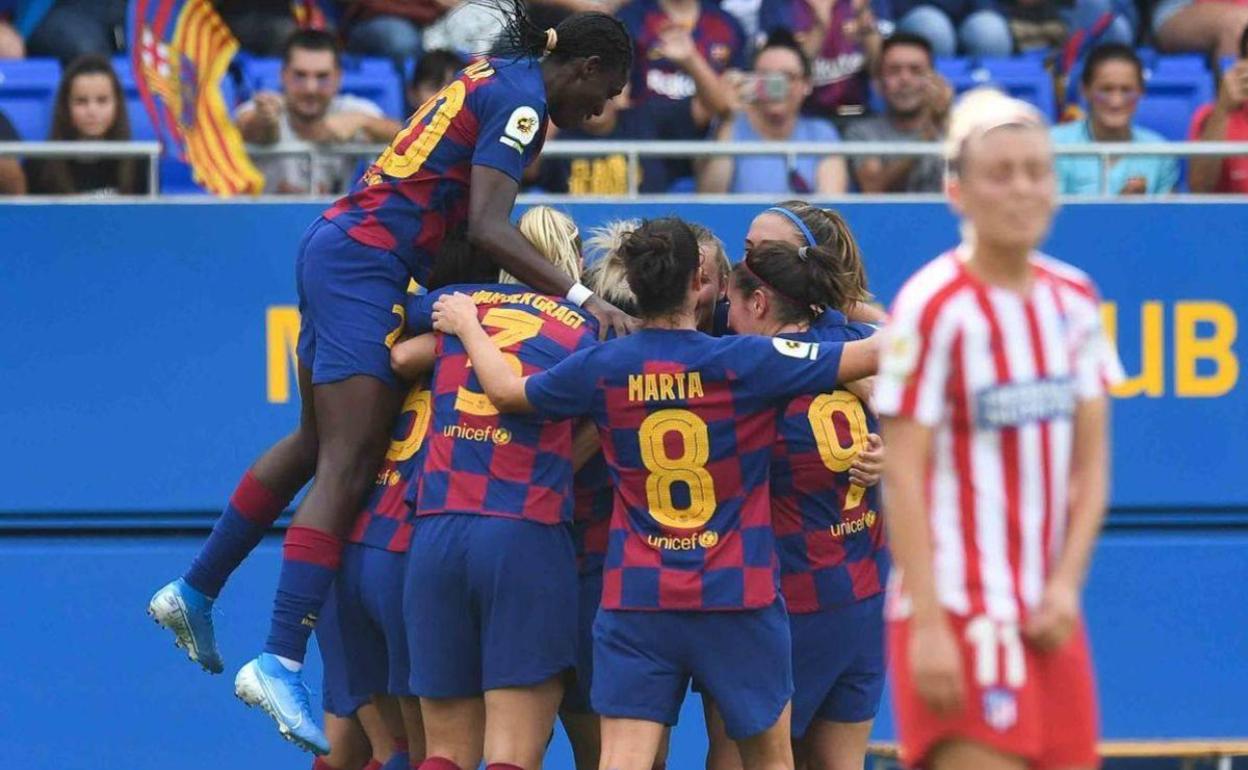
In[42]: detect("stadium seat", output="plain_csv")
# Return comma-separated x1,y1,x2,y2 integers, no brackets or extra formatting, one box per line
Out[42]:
954,57,1057,119
0,58,60,141
236,55,406,119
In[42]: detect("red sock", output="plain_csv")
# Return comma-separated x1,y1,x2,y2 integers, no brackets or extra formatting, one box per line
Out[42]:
232,470,289,525
418,759,463,770
362,761,383,770
311,759,341,770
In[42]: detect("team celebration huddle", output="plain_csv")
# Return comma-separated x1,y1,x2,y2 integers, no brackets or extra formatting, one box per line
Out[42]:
145,2,1123,769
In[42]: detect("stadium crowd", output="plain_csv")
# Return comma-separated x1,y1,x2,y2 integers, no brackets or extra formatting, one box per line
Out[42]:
0,0,1245,196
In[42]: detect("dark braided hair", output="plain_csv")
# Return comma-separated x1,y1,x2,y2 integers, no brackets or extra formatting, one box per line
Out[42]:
486,0,631,75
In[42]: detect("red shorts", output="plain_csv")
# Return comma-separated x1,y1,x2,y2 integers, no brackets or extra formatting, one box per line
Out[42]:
888,614,1099,769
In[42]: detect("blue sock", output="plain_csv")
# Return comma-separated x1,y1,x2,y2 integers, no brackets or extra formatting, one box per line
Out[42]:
263,525,343,663
185,470,288,598
381,752,410,770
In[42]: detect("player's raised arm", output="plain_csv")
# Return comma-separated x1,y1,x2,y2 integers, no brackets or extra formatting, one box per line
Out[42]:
432,291,535,412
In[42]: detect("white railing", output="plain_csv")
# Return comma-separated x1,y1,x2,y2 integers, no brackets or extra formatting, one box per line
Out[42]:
3,139,1248,197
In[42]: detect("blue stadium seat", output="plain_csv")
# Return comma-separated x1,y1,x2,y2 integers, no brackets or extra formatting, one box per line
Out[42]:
953,57,1057,119
237,55,406,118
0,58,60,140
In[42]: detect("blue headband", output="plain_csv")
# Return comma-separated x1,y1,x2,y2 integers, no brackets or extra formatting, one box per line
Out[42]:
765,207,817,247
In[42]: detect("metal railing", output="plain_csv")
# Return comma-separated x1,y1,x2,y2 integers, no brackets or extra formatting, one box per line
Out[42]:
3,139,1248,198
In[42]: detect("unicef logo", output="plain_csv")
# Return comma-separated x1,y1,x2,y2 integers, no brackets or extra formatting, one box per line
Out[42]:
698,530,719,548
492,428,512,446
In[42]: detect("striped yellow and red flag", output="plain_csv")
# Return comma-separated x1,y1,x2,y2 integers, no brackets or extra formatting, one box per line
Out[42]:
129,0,264,195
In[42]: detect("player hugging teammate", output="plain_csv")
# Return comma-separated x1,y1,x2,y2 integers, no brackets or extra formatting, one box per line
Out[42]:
149,58,1119,770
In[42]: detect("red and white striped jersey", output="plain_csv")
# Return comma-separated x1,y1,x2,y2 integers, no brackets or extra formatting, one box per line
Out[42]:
875,247,1123,623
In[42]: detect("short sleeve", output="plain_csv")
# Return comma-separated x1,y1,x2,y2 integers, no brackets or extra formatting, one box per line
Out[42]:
1188,103,1214,140
733,336,846,405
470,78,547,183
873,290,957,426
404,290,438,334
1069,286,1125,400
525,346,598,419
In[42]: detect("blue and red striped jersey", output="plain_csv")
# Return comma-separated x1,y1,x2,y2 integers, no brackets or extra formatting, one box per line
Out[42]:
770,312,889,613
526,329,847,611
573,452,612,576
405,284,598,525
620,0,747,105
323,58,548,283
347,381,433,552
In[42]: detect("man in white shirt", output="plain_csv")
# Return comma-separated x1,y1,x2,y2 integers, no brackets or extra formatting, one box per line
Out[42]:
236,29,402,194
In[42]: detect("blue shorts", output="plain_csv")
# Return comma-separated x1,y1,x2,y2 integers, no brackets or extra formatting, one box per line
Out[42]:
592,599,793,740
790,593,886,738
405,514,578,698
316,587,369,718
561,571,603,715
295,217,409,388
335,542,411,698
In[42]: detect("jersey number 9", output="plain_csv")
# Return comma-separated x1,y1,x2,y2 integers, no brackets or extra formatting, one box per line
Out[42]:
807,390,870,511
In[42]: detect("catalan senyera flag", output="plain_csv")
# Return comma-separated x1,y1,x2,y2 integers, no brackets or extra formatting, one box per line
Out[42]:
128,0,264,195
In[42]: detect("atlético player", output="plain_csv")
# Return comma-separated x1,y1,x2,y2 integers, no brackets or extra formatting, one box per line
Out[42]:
148,3,633,754
430,217,879,770
876,89,1123,770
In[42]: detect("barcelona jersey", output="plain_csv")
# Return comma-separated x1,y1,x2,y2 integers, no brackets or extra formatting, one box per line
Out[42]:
526,329,847,611
347,380,433,552
405,284,599,525
771,312,889,613
323,58,549,283
573,453,612,576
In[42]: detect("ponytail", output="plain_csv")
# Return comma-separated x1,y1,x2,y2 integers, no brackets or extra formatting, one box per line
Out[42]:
733,240,858,325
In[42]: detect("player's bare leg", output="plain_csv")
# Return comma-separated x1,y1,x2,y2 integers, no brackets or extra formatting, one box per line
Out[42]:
236,375,402,754
323,711,371,770
929,740,1028,770
800,718,873,770
734,703,795,770
399,696,426,764
419,696,485,770
150,363,319,673
482,676,565,769
359,697,399,764
701,697,744,770
599,717,666,770
560,711,601,770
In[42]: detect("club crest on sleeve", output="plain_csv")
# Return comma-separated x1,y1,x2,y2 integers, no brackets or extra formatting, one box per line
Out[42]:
500,106,541,153
880,328,919,379
772,338,819,360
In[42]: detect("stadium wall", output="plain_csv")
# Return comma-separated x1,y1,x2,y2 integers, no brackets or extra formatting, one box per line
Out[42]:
1,201,1245,769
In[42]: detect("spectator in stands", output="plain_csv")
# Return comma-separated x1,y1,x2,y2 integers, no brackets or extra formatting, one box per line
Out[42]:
407,48,467,111
891,0,1012,56
529,25,733,194
217,0,300,57
1188,25,1248,193
1052,44,1178,195
700,30,848,194
620,0,748,106
0,107,25,194
0,8,23,59
236,29,402,195
341,0,451,61
26,55,146,196
22,0,126,63
757,0,886,118
844,33,948,193
1154,0,1248,58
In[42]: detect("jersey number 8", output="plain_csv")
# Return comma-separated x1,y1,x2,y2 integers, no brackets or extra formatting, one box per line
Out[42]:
638,409,718,530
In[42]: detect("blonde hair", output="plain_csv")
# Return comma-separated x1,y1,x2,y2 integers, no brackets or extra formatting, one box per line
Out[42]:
501,205,582,285
944,87,1046,180
582,219,640,313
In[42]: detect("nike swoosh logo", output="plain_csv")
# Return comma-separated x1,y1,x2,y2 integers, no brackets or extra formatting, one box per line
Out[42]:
258,670,304,727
